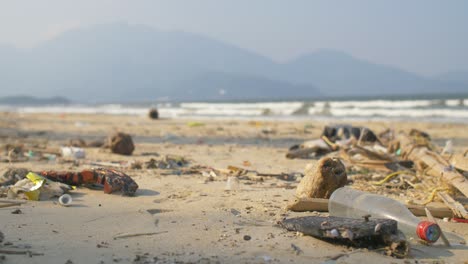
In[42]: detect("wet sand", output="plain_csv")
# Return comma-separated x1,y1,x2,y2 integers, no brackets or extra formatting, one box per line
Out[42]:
1,112,467,263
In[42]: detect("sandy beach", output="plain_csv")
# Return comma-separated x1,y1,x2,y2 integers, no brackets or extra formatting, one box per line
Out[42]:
1,112,468,264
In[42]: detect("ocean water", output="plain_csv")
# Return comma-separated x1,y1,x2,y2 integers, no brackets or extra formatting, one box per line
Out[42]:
1,95,467,123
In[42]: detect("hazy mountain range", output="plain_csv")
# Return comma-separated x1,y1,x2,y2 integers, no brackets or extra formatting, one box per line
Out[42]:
0,23,466,103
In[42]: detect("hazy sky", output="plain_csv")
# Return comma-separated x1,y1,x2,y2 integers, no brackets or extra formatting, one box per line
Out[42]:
1,0,467,76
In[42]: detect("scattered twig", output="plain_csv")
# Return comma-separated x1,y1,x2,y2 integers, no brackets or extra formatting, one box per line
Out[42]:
424,207,450,247
0,200,27,204
290,243,303,255
0,249,43,256
113,231,168,240
0,203,23,208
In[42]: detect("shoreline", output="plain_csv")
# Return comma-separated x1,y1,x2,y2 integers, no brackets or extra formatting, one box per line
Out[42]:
1,112,467,263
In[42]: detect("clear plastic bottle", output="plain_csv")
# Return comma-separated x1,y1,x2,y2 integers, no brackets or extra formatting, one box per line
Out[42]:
329,187,465,244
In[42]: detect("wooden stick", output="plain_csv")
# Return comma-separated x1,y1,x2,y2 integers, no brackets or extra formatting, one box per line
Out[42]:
286,147,318,159
113,231,168,240
437,191,468,219
287,197,467,218
0,249,43,256
287,198,329,212
0,203,22,208
397,133,468,197
425,207,450,247
0,199,27,204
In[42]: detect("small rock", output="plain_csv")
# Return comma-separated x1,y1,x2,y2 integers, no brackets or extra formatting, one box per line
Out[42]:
108,132,135,155
243,235,251,241
148,108,159,120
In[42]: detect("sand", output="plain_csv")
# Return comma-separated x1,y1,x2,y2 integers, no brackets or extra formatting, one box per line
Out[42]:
1,112,467,264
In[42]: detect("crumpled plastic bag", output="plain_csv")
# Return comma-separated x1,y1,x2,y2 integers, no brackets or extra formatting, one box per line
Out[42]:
7,172,72,201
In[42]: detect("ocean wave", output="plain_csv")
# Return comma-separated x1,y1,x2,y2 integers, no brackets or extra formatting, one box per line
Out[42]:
13,105,149,115
1,98,467,122
309,107,468,118
312,99,466,109
180,102,304,116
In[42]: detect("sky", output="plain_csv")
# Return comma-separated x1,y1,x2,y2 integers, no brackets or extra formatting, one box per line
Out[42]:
1,0,467,76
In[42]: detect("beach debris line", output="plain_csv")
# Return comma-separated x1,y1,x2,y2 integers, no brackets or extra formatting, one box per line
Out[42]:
108,132,135,155
394,131,468,198
280,216,408,258
288,124,468,221
295,157,347,199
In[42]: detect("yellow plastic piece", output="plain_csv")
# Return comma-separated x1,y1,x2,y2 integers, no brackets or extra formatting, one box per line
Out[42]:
24,172,45,201
372,171,408,186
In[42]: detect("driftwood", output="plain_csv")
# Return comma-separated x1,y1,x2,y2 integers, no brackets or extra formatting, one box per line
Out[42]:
437,191,468,219
0,249,43,256
113,231,168,240
0,203,23,208
287,197,468,219
295,157,347,199
280,216,408,257
444,152,468,172
0,199,27,204
397,132,468,197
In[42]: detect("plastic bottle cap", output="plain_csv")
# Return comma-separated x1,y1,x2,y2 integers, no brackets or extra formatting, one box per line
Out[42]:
416,221,441,243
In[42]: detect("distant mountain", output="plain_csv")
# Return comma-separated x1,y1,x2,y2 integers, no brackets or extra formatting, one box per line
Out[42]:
0,23,465,102
0,95,71,105
173,71,316,101
277,50,466,96
435,71,468,85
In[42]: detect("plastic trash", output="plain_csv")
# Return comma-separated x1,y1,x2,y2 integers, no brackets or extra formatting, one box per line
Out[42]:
58,194,73,207
225,176,240,191
61,147,86,159
329,187,465,244
441,140,454,155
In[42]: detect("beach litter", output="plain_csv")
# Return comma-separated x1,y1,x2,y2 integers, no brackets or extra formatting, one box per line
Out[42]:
329,187,457,244
6,172,71,201
58,194,73,207
39,168,138,196
280,216,409,258
60,146,85,159
287,124,468,220
284,124,467,258
1,168,138,197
